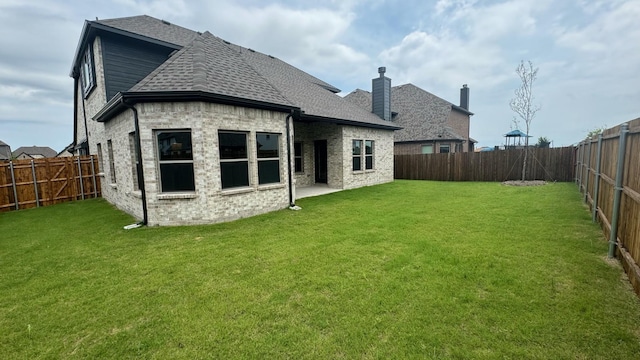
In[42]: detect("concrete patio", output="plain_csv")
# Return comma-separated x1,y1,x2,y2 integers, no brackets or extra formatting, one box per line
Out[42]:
295,184,342,200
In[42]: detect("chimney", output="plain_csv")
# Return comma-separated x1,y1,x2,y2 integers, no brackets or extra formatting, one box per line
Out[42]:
372,67,391,121
460,84,470,110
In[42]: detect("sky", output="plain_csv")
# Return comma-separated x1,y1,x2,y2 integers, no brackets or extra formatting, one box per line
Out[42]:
1,0,639,153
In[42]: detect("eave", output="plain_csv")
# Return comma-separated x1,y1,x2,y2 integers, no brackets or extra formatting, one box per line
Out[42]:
70,20,183,78
451,104,474,116
93,91,298,122
297,113,402,131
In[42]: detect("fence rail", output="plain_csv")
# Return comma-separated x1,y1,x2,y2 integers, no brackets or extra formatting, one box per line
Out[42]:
0,156,101,213
395,147,575,182
576,117,640,297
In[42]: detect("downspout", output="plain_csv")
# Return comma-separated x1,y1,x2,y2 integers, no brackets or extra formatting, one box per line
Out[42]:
73,77,79,151
122,100,148,226
286,111,295,207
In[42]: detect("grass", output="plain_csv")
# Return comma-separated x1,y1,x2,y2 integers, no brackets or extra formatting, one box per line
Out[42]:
1,180,639,359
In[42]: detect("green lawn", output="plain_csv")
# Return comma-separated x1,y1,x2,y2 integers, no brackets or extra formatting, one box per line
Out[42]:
1,181,639,359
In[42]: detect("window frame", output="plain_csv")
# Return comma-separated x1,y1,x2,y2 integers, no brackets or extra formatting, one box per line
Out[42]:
218,130,250,190
365,140,374,170
352,139,362,171
439,144,451,154
96,143,104,174
421,144,434,154
256,132,281,185
294,142,304,173
80,46,95,97
129,132,140,191
107,139,116,184
156,129,195,193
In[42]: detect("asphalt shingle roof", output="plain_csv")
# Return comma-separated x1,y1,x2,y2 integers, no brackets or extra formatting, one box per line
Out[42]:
114,16,397,129
130,32,294,107
12,146,57,158
95,15,198,47
345,84,465,141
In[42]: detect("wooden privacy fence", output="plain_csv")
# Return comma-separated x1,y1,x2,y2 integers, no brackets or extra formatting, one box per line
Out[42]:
576,117,640,297
0,156,101,213
395,147,575,182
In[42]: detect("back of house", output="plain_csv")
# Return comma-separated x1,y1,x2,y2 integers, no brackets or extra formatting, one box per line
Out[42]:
70,15,400,226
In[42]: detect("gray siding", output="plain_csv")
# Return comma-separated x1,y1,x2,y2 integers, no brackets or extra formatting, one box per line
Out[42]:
372,77,391,121
101,34,175,100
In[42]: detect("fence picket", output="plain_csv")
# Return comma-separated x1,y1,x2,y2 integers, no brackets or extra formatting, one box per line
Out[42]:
0,156,101,213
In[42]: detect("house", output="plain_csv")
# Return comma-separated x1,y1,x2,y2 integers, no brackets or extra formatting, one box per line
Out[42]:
0,140,10,161
344,79,474,154
70,15,399,226
56,143,75,157
11,146,58,160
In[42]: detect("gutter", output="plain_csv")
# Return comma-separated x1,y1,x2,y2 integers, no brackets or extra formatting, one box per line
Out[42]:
94,91,295,123
122,101,148,226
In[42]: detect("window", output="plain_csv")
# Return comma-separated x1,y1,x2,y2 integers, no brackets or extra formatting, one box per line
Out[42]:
219,131,249,189
129,132,139,191
96,143,104,173
107,140,116,184
365,140,374,170
157,130,195,192
80,47,95,97
294,142,303,173
421,145,433,154
440,144,450,154
352,140,362,171
257,133,281,184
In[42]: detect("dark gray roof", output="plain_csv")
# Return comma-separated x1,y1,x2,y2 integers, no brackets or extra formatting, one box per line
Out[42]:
345,84,466,142
12,146,57,158
227,44,397,128
95,15,198,47
0,140,10,160
130,32,294,107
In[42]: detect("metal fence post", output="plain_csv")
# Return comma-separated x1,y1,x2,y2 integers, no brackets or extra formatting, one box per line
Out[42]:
577,141,583,190
592,134,603,222
9,161,19,210
31,160,40,207
608,123,629,258
584,139,592,203
77,157,85,200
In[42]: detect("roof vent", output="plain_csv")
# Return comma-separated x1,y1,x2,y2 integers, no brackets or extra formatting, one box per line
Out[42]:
223,40,231,44
248,48,255,53
161,19,171,25
268,55,275,59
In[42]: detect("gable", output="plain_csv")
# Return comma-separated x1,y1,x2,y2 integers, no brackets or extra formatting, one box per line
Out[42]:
101,33,177,100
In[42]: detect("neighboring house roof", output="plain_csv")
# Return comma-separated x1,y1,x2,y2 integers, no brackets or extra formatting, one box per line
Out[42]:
0,140,11,160
86,15,399,131
12,146,57,159
345,84,466,142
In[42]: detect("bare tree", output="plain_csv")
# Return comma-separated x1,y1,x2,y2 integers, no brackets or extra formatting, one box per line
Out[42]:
510,60,541,181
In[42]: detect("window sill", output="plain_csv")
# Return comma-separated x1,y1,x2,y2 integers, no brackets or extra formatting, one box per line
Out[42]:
97,172,105,177
258,183,285,191
109,183,117,189
220,187,254,196
128,190,142,199
157,192,197,200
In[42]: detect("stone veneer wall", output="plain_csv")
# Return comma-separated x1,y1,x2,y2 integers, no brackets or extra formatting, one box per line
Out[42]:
341,126,394,190
94,101,292,226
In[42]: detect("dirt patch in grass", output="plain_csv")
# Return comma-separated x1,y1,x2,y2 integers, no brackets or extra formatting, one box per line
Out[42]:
501,180,547,186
